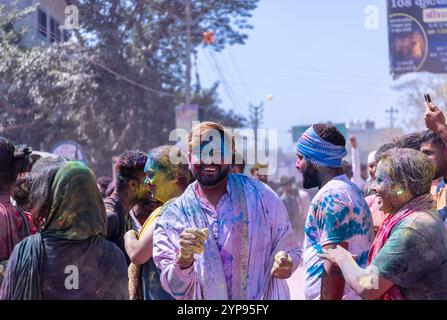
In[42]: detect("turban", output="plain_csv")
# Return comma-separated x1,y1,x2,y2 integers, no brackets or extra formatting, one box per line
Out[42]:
296,126,347,168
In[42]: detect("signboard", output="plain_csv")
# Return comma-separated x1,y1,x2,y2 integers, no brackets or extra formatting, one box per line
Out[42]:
51,140,86,163
175,104,199,131
388,0,447,77
292,123,348,143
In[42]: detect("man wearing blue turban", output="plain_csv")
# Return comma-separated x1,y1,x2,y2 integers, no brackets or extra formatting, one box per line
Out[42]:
295,124,374,300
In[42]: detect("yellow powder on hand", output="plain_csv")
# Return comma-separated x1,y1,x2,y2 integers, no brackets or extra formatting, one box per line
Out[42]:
201,228,209,240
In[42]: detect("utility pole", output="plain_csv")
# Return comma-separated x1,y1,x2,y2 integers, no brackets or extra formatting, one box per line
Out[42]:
249,102,264,163
185,0,193,105
386,106,398,129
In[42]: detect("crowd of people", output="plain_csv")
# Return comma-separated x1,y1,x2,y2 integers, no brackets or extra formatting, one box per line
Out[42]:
0,100,447,300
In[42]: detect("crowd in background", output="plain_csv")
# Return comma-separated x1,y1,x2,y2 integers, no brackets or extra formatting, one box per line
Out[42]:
0,100,446,300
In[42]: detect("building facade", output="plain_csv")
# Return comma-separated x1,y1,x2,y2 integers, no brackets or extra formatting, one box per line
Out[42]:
0,0,69,46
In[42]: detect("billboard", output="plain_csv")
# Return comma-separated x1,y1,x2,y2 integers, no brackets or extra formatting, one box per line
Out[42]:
388,0,447,77
50,140,87,163
291,123,347,143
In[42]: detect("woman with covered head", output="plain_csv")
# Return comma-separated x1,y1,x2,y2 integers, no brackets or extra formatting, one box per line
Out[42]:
125,145,192,300
319,148,447,300
0,160,128,300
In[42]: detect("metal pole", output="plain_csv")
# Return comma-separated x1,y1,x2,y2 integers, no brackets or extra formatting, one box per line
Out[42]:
185,0,192,105
386,106,398,129
250,102,264,163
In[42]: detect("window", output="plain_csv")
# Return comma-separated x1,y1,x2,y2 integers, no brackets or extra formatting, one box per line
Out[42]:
64,30,70,42
37,8,47,38
49,17,61,42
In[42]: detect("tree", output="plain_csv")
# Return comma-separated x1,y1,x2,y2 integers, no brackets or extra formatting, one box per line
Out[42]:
0,0,258,175
393,73,447,131
0,5,96,158
192,82,246,128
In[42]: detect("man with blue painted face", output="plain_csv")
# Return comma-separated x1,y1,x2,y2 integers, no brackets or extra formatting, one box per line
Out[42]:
295,123,374,300
153,121,301,300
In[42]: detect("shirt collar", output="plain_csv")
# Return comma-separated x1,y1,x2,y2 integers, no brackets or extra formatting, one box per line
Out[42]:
194,175,232,212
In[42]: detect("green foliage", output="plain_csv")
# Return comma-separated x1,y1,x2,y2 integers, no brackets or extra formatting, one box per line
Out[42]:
393,73,447,131
0,0,256,175
192,82,247,128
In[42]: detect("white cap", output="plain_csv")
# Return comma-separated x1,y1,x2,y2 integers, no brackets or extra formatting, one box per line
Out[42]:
367,151,377,164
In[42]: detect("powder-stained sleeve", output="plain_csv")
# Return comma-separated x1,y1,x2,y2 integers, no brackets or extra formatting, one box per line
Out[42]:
152,208,197,300
371,225,437,288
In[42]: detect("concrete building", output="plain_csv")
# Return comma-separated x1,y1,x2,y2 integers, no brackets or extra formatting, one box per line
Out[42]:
346,120,403,164
0,0,70,46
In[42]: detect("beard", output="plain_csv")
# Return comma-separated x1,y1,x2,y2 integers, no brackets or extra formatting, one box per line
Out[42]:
302,163,320,189
192,164,230,186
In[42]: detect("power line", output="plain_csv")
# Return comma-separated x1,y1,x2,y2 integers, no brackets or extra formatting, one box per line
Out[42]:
211,50,247,113
218,50,249,107
229,57,390,81
205,49,246,114
219,67,391,88
203,49,242,113
88,59,176,97
226,47,255,102
196,52,210,88
216,50,250,111
220,80,395,97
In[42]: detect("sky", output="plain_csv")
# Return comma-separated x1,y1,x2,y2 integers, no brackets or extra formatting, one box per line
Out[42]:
196,0,400,151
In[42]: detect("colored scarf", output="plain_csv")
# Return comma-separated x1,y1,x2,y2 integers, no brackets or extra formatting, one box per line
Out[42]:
296,126,347,168
2,161,107,299
367,193,434,300
189,174,249,299
164,174,250,299
43,161,106,239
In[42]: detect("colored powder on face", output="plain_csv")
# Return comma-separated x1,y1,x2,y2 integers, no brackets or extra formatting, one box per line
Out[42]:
376,159,392,185
135,180,149,200
145,156,180,203
191,137,232,165
376,159,402,199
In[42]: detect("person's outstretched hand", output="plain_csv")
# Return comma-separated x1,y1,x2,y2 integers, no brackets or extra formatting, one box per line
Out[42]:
271,251,293,279
317,245,356,265
177,228,209,269
425,102,446,134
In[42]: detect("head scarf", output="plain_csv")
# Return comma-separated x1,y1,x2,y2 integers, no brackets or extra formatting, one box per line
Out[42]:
296,126,347,168
43,161,107,239
0,161,107,299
